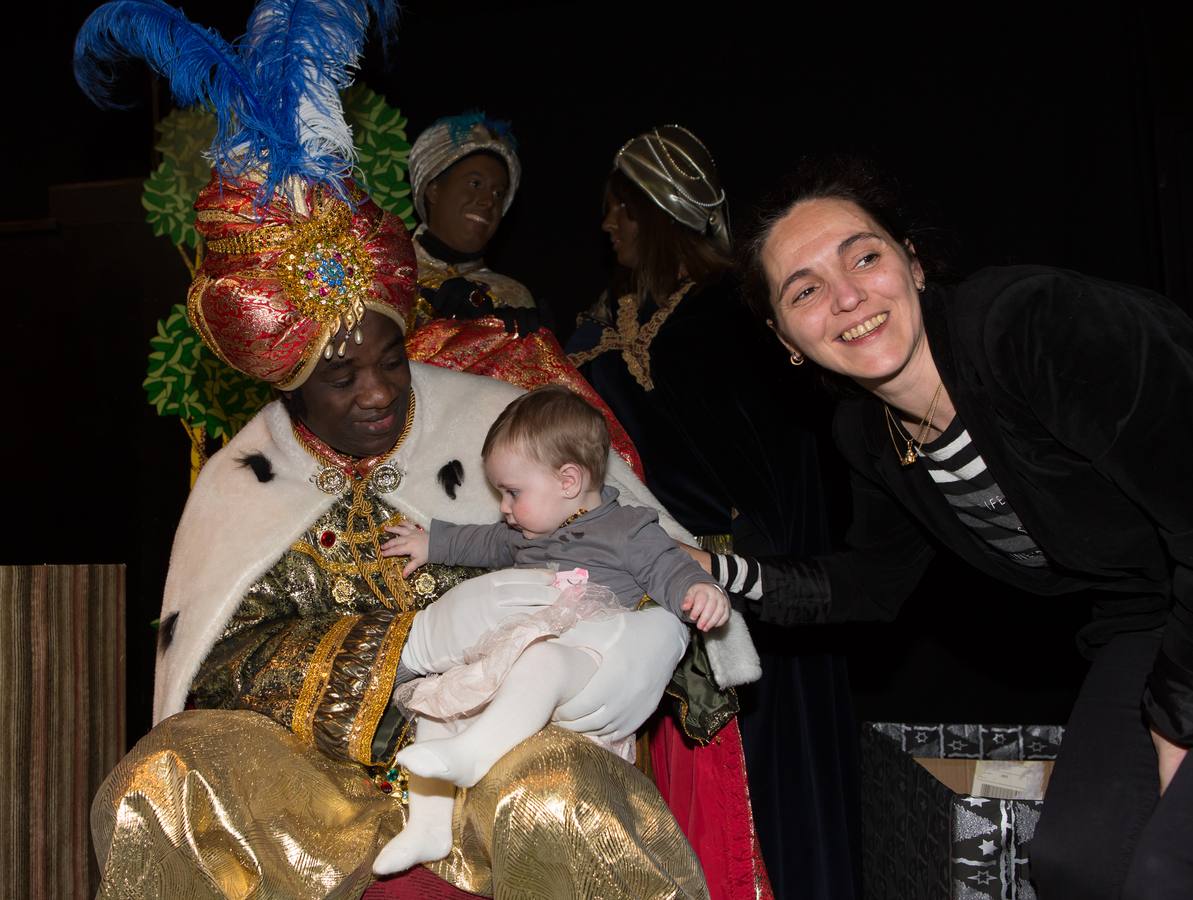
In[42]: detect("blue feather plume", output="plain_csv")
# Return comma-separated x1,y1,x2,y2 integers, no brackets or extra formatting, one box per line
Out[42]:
74,1,270,182
74,0,399,205
239,0,397,200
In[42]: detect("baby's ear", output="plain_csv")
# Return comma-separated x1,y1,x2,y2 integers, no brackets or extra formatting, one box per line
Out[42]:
556,462,584,498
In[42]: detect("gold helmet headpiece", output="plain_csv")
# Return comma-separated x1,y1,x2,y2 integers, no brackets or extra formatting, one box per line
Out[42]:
614,124,729,248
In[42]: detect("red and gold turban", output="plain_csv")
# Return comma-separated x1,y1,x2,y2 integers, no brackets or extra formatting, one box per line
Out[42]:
187,175,417,389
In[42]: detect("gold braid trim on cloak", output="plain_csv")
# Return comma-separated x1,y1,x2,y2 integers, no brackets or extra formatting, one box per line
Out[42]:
294,613,359,745
567,281,694,391
348,610,413,765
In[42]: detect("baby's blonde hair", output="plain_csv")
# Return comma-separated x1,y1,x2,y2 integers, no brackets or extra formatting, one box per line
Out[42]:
482,386,609,486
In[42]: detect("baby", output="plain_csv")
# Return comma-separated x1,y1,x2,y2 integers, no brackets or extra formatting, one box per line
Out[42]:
372,385,728,874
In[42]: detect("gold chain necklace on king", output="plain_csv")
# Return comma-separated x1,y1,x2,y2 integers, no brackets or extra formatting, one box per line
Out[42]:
884,382,944,468
292,392,418,610
293,390,417,496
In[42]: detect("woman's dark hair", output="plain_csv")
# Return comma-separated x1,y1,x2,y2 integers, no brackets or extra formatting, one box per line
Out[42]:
740,156,935,322
606,169,732,302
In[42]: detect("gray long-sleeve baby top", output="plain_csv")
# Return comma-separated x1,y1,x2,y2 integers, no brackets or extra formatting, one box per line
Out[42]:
427,486,713,618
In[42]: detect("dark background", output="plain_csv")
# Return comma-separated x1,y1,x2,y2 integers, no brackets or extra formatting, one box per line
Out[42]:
4,0,1190,743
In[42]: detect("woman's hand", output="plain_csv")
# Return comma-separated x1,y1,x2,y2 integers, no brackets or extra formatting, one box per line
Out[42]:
381,522,429,576
678,542,713,575
1152,728,1189,796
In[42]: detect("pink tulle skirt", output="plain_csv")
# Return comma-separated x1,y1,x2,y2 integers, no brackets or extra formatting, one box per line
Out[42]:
394,569,635,761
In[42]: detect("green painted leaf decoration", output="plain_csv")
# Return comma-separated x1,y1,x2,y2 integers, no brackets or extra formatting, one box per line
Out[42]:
143,306,202,417
343,84,416,229
142,108,218,250
142,304,270,436
143,163,195,247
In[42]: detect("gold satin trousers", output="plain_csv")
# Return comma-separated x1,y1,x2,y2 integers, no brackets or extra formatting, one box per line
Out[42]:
92,710,708,899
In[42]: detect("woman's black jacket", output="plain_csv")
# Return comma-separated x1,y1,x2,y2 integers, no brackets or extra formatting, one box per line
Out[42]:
753,265,1193,745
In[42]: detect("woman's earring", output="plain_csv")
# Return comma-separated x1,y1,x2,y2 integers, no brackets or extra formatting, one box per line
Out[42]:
916,281,926,293
789,352,805,367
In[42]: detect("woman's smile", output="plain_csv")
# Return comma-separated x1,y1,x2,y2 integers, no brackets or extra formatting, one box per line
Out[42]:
838,311,889,343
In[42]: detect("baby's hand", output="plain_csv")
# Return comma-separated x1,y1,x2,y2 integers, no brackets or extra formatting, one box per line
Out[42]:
381,522,429,577
680,582,730,632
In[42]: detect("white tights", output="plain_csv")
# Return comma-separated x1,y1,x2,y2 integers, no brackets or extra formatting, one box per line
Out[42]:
372,640,597,875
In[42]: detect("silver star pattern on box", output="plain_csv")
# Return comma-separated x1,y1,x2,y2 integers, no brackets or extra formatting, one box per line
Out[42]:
861,722,1064,899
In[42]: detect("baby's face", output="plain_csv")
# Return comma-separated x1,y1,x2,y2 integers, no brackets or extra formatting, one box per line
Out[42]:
484,446,576,539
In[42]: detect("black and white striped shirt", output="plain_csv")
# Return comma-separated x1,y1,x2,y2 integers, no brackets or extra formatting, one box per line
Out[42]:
919,417,1048,568
712,413,1050,600
710,552,762,599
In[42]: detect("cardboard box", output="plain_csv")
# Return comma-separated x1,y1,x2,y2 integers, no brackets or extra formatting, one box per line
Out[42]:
860,722,1064,900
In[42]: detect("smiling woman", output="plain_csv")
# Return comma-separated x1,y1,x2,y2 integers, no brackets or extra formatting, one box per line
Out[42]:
762,197,934,419
699,156,1193,899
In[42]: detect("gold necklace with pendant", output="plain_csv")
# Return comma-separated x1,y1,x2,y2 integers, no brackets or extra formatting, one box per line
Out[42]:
883,382,944,467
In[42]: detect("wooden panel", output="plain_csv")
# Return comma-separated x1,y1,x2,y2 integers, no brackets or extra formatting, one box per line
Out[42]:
0,565,126,900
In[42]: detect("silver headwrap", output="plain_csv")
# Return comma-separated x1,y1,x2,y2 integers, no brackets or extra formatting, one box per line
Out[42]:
614,124,730,249
408,112,521,222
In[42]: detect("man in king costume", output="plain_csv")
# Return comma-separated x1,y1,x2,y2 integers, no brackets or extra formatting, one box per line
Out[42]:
89,124,710,900
74,3,720,892
76,2,768,896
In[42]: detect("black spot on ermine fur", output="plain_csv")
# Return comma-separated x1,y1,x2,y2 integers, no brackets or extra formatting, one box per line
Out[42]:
438,460,464,499
159,611,179,651
238,452,275,483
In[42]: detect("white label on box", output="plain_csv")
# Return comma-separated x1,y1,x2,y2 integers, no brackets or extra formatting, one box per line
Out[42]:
971,760,1047,800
